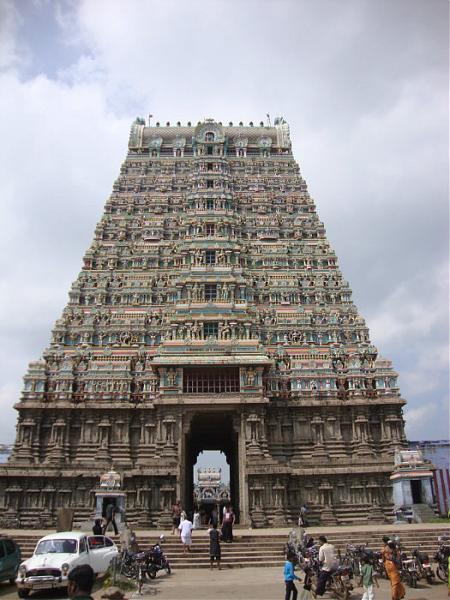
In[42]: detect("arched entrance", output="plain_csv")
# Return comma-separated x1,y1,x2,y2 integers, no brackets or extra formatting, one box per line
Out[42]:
182,412,240,522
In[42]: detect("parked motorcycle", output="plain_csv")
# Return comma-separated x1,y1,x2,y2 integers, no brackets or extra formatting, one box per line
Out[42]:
434,535,450,583
400,552,419,588
145,542,171,579
329,565,353,600
299,547,353,600
412,547,434,584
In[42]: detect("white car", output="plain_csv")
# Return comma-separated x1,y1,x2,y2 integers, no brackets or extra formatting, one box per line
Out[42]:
16,531,118,598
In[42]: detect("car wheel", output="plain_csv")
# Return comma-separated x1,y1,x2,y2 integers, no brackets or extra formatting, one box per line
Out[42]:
17,590,30,598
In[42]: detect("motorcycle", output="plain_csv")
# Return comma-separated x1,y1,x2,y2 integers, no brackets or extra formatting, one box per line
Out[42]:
300,550,353,600
412,547,434,584
145,542,171,579
329,565,353,600
434,535,450,583
400,552,419,588
117,549,139,579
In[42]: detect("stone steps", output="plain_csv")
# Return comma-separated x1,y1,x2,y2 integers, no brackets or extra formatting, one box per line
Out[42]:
4,527,444,570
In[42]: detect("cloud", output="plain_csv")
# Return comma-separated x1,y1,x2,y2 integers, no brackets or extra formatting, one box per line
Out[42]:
404,394,448,441
0,0,447,444
368,264,448,347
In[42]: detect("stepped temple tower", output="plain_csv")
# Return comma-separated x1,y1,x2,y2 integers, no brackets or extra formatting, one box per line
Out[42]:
0,118,407,528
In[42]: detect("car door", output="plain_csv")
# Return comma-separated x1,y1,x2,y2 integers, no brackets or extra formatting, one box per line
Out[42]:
0,540,6,580
77,536,89,569
87,536,116,573
3,540,19,579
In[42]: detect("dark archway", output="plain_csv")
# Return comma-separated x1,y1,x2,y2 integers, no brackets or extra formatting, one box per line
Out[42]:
184,413,239,522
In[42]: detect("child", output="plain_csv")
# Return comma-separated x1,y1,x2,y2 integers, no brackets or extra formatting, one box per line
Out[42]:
284,552,301,600
208,522,221,570
359,554,377,600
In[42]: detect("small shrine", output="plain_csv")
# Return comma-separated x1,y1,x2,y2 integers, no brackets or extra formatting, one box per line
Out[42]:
390,450,435,521
194,468,230,524
94,468,126,525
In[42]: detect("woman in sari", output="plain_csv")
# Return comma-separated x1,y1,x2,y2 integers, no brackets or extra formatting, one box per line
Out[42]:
381,537,405,600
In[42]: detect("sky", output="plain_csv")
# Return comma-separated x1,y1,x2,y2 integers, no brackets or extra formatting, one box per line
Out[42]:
0,0,448,447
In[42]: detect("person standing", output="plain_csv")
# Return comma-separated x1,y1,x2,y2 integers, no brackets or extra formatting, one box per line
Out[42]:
171,500,182,535
284,552,301,600
92,518,103,535
179,516,193,553
208,522,221,570
67,564,95,600
381,537,405,600
316,535,337,596
359,554,378,600
102,503,119,536
193,507,201,530
221,504,235,543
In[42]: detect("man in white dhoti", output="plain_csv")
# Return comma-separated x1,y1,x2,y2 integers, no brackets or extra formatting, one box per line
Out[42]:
179,517,193,553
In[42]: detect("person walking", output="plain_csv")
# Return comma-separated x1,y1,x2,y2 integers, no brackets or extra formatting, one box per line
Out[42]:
359,554,378,600
315,535,338,596
208,522,221,570
381,536,405,600
179,515,193,553
298,504,309,527
209,507,218,528
171,500,182,535
284,552,301,600
102,503,119,536
221,504,235,543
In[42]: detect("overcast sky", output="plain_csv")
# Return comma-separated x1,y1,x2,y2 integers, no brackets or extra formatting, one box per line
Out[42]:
0,0,448,447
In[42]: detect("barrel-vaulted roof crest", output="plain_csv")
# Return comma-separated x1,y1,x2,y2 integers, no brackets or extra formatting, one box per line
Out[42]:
194,120,225,143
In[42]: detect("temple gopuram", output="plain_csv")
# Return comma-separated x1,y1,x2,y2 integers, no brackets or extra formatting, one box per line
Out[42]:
0,118,407,528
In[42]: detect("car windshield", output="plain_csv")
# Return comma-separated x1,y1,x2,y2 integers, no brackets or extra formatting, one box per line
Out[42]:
35,539,78,555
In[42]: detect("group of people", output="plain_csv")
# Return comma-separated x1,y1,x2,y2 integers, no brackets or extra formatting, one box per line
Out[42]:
171,500,235,563
284,528,406,600
92,503,123,537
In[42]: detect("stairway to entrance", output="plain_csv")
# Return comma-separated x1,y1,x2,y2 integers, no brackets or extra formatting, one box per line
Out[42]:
2,524,446,569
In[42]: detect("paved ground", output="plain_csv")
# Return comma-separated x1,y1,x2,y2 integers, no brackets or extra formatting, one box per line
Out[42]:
0,568,446,600
122,568,447,600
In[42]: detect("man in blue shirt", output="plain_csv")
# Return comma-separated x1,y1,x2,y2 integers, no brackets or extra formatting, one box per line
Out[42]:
284,552,301,600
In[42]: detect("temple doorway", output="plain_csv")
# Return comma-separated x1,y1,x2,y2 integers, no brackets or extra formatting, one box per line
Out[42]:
194,451,230,525
183,412,239,522
411,479,423,503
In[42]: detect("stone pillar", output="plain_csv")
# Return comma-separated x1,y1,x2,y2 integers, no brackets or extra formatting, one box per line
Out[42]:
237,412,249,526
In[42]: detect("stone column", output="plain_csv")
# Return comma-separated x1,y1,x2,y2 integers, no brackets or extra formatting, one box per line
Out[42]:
237,412,249,526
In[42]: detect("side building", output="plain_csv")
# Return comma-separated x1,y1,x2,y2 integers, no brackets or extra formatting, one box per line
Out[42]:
0,118,407,528
409,440,450,515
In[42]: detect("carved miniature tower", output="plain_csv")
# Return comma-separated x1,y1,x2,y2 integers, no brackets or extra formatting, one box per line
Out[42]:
0,118,407,528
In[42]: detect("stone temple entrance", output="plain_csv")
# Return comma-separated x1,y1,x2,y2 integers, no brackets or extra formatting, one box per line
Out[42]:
183,412,239,521
0,118,408,529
